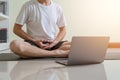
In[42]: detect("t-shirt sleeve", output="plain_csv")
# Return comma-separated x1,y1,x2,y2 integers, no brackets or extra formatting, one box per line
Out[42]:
15,3,29,26
56,6,67,27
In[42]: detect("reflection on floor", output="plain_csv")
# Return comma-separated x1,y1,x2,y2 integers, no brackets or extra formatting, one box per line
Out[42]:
0,60,107,80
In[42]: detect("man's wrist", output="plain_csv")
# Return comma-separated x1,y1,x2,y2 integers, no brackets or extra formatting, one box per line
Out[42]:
53,40,59,44
31,39,38,43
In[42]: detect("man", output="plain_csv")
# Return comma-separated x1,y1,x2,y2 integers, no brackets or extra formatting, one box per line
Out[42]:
10,0,70,58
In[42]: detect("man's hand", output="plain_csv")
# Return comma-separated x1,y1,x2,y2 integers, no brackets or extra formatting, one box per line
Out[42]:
33,40,50,49
33,39,59,50
44,40,59,49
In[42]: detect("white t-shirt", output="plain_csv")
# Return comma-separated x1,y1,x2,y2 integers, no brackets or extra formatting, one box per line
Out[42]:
16,0,67,40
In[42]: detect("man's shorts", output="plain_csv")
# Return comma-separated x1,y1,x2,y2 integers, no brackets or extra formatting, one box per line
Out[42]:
25,40,67,50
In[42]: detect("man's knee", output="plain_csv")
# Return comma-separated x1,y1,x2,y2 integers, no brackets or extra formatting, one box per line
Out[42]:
10,40,25,53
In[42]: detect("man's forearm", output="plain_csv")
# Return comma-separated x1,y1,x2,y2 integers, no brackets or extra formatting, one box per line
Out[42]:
13,24,35,42
54,27,66,42
44,27,66,49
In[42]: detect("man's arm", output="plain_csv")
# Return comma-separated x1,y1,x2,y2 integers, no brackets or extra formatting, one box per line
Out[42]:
13,24,48,48
54,26,66,43
48,26,66,48
13,24,35,42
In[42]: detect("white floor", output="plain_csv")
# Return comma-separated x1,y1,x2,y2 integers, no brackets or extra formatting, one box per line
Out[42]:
0,60,120,80
1,49,120,80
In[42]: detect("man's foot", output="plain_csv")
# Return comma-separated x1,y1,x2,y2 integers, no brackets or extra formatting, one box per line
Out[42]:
53,50,69,58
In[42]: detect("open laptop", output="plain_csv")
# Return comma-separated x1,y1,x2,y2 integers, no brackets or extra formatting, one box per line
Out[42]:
56,36,110,66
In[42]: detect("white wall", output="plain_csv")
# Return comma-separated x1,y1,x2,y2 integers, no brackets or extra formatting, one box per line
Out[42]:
9,0,28,41
10,0,120,42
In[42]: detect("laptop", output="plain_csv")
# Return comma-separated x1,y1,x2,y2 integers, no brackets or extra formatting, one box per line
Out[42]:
56,36,110,66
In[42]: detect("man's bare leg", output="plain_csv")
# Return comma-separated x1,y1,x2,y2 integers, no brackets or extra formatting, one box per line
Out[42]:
10,40,69,58
58,42,71,50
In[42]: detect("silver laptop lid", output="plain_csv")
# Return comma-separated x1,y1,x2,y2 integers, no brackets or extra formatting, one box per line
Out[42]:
68,36,109,65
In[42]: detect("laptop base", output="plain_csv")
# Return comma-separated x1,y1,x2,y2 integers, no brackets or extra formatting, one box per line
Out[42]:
56,60,68,65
